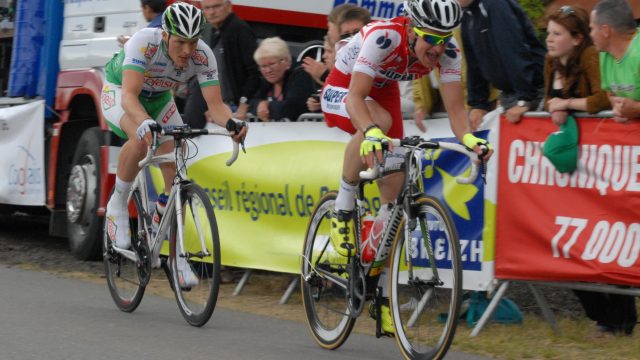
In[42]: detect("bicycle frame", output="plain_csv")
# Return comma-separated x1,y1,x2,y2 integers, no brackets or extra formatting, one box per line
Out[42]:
306,137,481,315
110,126,239,266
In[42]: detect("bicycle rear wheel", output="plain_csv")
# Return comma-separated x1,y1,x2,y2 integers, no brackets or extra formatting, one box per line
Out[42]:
301,191,355,349
389,196,461,360
103,189,147,312
169,182,220,327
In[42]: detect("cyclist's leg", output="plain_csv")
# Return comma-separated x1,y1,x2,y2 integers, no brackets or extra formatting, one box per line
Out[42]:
372,80,404,205
102,83,147,249
153,99,182,195
324,97,392,256
370,83,404,334
153,100,200,286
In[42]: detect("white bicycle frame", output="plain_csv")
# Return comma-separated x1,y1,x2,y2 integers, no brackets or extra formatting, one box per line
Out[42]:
111,127,239,266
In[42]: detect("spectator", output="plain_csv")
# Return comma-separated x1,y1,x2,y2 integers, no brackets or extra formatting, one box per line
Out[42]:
303,5,371,88
183,0,260,125
141,0,165,28
591,0,640,122
306,36,336,112
412,72,440,130
575,0,640,336
302,35,336,88
327,3,362,44
118,0,166,45
335,5,372,40
544,5,610,126
458,0,546,127
250,37,316,121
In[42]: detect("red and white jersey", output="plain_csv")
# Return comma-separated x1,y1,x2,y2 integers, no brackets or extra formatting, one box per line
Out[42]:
334,17,462,87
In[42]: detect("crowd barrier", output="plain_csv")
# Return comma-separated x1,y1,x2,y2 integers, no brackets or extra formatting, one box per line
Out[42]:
168,109,639,334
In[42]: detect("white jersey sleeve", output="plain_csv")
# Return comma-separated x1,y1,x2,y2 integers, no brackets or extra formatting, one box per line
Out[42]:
122,28,157,73
352,27,403,78
192,40,220,87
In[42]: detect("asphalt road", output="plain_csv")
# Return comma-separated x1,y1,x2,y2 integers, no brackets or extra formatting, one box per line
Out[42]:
0,264,493,360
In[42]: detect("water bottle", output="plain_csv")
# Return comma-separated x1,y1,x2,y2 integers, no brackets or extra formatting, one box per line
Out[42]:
360,213,375,261
361,204,392,264
152,193,168,238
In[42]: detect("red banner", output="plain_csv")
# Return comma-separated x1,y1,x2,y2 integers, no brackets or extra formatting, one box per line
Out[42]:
495,115,640,286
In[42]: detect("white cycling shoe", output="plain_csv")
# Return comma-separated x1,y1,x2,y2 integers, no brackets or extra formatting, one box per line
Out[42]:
177,256,199,289
106,199,131,249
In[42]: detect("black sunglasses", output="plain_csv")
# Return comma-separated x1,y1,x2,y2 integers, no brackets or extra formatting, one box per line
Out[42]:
340,30,359,40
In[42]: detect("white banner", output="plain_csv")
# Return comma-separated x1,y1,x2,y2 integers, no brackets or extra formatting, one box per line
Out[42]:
0,100,46,206
233,0,405,18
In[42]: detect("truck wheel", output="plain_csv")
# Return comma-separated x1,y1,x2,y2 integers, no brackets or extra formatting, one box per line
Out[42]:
66,127,104,260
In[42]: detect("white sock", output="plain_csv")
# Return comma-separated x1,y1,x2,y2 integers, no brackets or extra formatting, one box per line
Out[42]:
110,176,133,209
335,179,358,212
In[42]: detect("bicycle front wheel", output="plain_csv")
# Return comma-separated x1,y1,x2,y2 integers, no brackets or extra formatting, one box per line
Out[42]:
300,191,355,350
169,182,220,327
389,196,461,360
103,189,146,312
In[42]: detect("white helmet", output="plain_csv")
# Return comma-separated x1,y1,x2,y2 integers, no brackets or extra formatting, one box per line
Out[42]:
403,0,462,32
162,2,205,39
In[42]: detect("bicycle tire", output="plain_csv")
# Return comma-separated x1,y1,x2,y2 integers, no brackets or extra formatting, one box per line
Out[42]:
389,196,461,360
169,182,220,327
301,191,356,349
103,188,146,313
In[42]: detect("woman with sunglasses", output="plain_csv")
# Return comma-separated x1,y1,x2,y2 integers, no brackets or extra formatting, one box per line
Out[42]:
320,0,493,336
544,5,610,126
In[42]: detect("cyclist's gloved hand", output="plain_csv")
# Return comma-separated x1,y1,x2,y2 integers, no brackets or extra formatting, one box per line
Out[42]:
226,118,247,152
462,133,493,159
136,119,157,141
360,126,391,168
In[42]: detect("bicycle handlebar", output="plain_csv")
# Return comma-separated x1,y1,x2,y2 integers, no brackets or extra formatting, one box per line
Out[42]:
138,126,240,168
437,142,479,185
358,138,481,184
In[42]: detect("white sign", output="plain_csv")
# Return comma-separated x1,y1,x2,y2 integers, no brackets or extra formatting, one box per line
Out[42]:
0,100,46,206
233,0,406,19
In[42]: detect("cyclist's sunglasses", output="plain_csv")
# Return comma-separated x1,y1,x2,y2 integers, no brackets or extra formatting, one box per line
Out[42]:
413,27,453,46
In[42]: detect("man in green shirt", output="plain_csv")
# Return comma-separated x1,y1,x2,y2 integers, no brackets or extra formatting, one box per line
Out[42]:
590,0,640,122
584,0,638,336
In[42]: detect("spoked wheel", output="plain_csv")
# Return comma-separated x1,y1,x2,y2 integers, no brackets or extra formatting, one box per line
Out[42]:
301,191,356,349
103,189,147,313
169,182,220,327
389,196,461,360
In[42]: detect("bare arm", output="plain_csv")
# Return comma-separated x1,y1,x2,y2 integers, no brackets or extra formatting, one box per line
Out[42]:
439,80,471,142
201,85,233,127
201,84,247,141
548,97,588,112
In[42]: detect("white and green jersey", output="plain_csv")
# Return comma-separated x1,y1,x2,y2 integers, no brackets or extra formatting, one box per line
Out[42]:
600,29,640,101
105,27,219,95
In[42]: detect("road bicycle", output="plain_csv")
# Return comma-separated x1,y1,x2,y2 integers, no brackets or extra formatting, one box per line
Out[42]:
103,124,240,327
301,136,484,359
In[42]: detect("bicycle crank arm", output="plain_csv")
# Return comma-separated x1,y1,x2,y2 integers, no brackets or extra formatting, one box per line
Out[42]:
110,247,138,263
